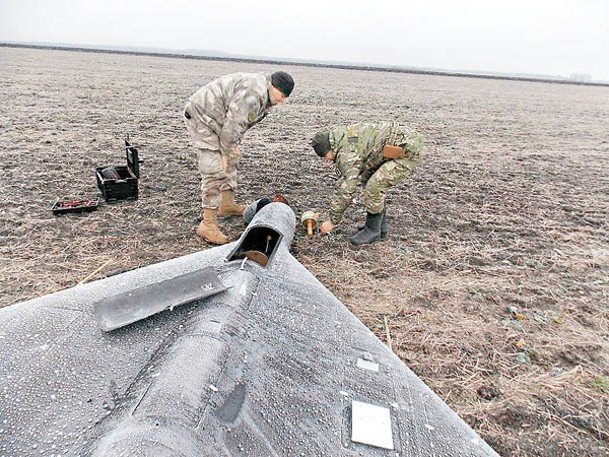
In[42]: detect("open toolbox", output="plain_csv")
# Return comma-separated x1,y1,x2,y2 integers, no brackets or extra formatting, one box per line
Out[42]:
52,198,100,215
95,137,142,203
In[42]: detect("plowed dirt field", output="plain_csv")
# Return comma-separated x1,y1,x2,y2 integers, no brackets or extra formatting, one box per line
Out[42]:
1,46,608,456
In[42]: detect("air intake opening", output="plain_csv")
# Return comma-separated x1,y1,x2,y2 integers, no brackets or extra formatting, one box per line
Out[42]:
227,226,282,267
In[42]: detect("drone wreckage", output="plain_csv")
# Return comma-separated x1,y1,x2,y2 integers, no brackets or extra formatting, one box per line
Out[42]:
0,203,499,456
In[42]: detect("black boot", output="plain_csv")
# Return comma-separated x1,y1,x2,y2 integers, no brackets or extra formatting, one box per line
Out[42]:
351,212,383,245
357,208,388,240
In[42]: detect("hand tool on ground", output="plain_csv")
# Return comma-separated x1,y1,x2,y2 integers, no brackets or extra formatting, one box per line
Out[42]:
300,210,319,237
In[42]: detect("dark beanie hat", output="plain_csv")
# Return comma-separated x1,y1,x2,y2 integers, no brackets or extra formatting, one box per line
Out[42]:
271,71,294,97
311,131,331,157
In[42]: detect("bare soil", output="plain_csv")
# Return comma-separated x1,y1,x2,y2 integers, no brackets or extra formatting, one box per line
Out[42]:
1,46,608,456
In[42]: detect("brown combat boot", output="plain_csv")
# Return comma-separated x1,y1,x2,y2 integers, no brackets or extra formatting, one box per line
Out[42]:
196,208,229,245
218,190,246,216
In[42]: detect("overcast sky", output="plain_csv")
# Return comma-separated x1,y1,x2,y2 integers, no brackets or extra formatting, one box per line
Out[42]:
1,0,607,81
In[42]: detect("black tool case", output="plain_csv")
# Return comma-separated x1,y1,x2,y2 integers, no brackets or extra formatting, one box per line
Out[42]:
96,138,142,202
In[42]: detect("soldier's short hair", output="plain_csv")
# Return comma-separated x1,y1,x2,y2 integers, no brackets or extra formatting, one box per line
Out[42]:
271,71,295,97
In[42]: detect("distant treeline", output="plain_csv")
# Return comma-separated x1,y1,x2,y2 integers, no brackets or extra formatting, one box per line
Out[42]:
2,42,608,88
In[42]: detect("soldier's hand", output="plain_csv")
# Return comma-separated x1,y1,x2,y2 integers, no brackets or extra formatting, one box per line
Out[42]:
221,155,228,172
320,220,335,235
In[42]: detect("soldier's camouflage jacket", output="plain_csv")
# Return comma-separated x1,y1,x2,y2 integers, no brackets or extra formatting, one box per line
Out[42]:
186,73,277,157
327,122,425,224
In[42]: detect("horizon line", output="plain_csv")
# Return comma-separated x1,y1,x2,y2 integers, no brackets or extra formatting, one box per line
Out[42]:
2,41,608,88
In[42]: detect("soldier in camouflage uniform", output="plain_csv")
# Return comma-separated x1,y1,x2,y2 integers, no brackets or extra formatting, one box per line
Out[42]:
311,122,425,245
184,71,294,244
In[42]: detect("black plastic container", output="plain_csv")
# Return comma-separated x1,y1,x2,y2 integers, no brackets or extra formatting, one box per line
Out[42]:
96,139,141,203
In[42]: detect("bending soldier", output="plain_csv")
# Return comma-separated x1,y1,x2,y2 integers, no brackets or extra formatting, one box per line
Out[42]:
183,71,295,244
311,122,425,245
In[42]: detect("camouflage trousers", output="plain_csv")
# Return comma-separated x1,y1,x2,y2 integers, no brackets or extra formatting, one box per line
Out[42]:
361,153,423,214
183,105,239,209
